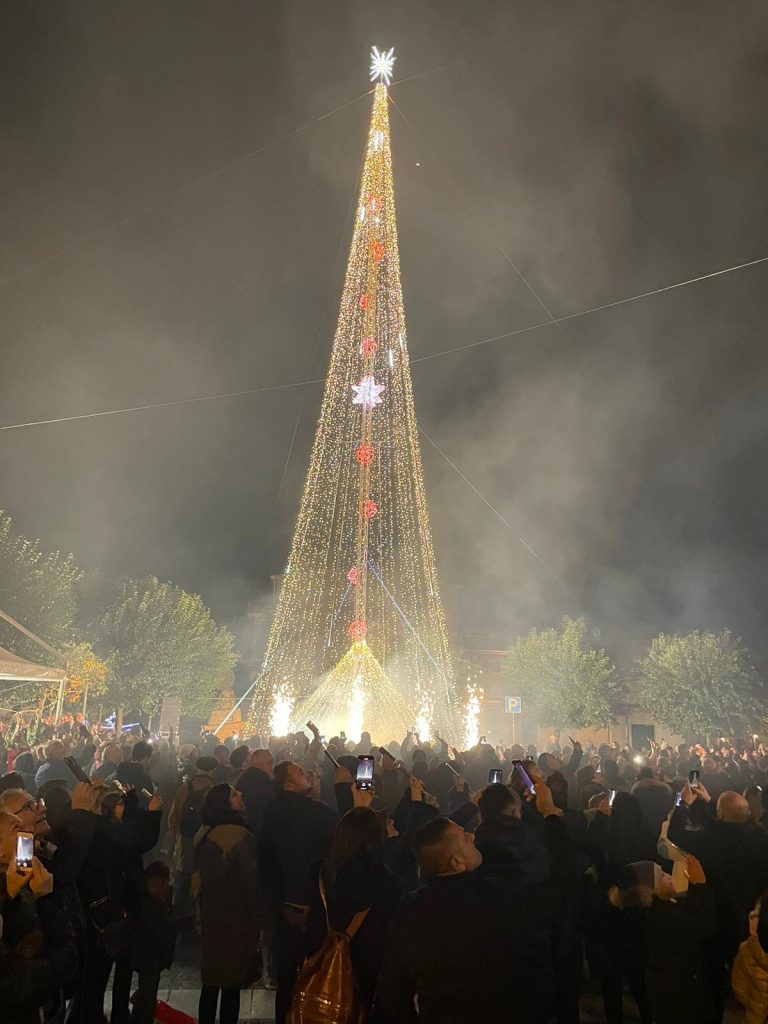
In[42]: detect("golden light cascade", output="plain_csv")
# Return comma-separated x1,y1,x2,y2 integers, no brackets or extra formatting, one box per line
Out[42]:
247,57,458,741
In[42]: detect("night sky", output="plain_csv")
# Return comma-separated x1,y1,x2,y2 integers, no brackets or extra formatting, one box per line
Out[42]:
2,1,768,668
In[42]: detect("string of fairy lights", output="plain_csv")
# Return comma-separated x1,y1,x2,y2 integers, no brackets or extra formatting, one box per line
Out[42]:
246,52,460,741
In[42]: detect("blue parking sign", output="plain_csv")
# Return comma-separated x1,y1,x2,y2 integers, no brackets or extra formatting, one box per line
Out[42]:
504,696,521,714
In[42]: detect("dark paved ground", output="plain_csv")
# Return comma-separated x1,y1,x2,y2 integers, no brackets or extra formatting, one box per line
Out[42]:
109,933,744,1022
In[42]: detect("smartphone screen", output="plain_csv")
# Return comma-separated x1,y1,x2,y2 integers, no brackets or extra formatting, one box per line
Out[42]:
16,832,34,868
512,759,536,795
355,754,374,791
488,768,503,785
608,789,617,807
689,769,701,789
674,790,683,807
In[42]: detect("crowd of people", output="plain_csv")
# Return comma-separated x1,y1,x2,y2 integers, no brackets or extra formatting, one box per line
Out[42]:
3,712,768,1023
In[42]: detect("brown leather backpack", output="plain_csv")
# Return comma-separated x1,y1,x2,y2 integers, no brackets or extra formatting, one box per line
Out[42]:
285,878,369,1024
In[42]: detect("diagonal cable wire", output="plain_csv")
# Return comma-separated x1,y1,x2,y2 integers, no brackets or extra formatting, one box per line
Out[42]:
0,91,372,289
411,254,768,363
0,253,765,433
389,94,566,337
0,378,324,432
419,426,568,591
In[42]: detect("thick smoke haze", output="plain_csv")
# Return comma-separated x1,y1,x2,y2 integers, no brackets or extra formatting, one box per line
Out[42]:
1,2,767,675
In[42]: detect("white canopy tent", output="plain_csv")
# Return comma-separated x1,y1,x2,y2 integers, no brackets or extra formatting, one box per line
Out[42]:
0,644,68,683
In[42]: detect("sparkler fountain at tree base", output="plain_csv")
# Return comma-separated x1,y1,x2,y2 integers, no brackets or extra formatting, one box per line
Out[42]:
245,48,461,743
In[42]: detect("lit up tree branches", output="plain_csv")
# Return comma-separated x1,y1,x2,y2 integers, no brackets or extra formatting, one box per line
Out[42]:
247,53,458,741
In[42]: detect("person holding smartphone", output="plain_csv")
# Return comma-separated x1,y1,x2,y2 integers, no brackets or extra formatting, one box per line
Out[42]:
0,810,70,1024
668,779,768,1001
605,856,717,1024
259,759,346,1023
76,782,163,1022
302,806,404,1015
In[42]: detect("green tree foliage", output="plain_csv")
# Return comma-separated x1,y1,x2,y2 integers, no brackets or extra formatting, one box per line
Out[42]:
96,577,238,717
0,511,81,660
636,630,764,740
504,616,622,731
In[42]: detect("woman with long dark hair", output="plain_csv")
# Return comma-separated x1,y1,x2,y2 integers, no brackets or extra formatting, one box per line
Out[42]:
587,791,657,887
194,783,261,1024
303,805,403,1009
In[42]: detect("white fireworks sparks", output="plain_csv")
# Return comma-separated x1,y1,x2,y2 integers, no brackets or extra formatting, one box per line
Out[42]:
347,674,367,742
270,684,294,737
463,684,481,749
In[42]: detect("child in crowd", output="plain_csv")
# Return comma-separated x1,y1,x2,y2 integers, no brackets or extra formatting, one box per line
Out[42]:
131,861,177,1024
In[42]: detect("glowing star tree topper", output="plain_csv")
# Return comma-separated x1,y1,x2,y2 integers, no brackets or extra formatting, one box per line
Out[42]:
369,45,396,85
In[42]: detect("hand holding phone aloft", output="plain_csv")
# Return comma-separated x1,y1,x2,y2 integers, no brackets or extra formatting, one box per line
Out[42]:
352,787,374,809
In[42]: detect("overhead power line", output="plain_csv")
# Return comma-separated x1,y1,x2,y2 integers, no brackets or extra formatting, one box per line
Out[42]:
0,252,765,434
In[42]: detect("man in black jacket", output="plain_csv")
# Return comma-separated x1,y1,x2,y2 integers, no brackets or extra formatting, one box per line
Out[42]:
259,760,339,1024
668,783,768,1022
669,786,768,956
236,748,274,835
375,816,552,1024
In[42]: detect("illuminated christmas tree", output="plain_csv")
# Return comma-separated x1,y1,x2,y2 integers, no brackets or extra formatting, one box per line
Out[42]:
247,48,458,742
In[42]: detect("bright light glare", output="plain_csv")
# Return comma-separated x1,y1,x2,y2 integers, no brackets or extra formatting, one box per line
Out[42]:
270,685,294,737
370,46,396,85
463,685,480,749
416,693,433,741
347,674,367,742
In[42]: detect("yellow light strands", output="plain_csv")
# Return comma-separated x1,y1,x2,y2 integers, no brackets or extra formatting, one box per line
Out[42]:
295,641,415,742
247,50,459,742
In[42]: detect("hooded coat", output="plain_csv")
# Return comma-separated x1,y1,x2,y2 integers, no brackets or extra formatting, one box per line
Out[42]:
194,822,261,987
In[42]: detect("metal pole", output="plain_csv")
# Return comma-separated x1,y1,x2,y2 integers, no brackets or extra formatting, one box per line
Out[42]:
54,677,67,725
0,607,67,663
